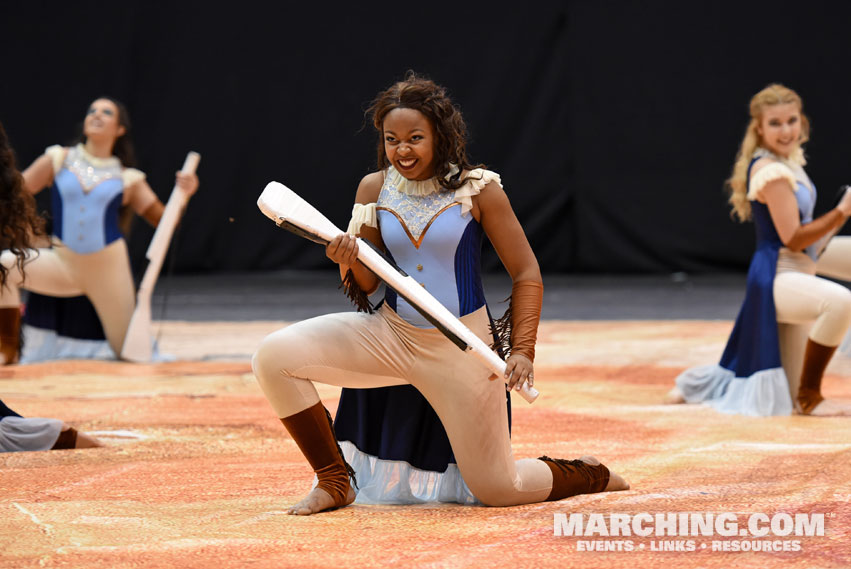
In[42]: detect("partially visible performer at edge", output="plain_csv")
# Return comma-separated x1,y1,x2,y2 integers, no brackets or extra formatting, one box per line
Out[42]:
0,120,102,450
252,73,629,515
0,97,199,364
669,84,851,417
0,397,102,452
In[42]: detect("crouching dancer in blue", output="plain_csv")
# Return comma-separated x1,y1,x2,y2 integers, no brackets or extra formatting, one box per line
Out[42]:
669,84,851,416
252,73,629,514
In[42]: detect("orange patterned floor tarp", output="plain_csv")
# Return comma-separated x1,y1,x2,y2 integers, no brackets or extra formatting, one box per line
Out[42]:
1,320,850,568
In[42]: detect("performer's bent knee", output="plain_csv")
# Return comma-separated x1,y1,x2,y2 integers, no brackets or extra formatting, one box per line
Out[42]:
251,334,292,393
465,478,527,507
251,330,302,381
832,288,851,329
252,333,320,417
475,492,522,508
811,286,851,346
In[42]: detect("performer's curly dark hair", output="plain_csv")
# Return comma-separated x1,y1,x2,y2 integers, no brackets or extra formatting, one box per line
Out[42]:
75,96,137,168
368,71,484,191
0,120,45,288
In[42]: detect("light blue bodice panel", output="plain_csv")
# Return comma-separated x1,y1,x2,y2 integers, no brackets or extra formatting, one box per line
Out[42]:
792,177,817,261
51,148,125,254
377,179,486,328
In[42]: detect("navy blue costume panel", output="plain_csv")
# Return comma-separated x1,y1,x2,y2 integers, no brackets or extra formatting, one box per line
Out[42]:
455,220,486,316
0,399,23,419
24,293,106,340
334,385,457,472
718,159,784,377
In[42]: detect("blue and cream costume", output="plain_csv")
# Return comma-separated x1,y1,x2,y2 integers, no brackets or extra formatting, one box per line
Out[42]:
253,165,559,509
676,147,851,416
1,144,155,360
333,166,508,504
49,144,141,254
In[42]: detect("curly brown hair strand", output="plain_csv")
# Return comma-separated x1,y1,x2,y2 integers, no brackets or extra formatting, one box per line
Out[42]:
0,120,46,288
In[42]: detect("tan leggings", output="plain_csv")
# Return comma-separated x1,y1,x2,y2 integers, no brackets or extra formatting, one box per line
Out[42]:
775,237,851,347
776,237,851,397
251,304,553,507
0,239,135,356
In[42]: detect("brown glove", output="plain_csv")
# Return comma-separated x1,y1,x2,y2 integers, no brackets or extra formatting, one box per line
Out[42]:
509,280,543,362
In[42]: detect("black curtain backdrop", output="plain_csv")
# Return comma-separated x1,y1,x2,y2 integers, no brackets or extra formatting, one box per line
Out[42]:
3,1,851,275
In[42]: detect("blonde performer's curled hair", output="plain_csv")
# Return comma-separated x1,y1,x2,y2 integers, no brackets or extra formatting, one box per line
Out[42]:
727,84,810,222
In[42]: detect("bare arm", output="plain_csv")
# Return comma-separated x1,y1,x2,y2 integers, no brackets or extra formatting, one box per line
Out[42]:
21,154,56,195
475,181,542,390
130,171,199,228
761,176,851,252
139,198,165,227
326,172,384,294
475,181,542,284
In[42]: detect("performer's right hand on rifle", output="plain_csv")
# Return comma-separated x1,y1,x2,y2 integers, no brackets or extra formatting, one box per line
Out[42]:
326,233,359,266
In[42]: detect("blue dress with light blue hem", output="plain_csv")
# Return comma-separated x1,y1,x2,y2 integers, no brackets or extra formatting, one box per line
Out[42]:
676,155,817,416
334,169,509,504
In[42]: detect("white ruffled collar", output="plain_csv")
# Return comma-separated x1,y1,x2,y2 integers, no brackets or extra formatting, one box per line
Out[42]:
75,143,121,168
387,164,461,196
753,146,806,167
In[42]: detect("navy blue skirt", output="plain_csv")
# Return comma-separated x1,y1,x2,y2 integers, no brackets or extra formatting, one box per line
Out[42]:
334,385,511,473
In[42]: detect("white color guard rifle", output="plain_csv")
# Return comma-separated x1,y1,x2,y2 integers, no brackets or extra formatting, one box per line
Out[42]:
120,152,201,362
257,181,540,403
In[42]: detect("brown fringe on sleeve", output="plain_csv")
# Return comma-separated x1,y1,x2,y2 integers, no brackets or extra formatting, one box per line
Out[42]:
339,268,374,314
490,298,512,360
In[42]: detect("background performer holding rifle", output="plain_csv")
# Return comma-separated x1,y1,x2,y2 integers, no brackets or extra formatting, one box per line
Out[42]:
0,97,198,364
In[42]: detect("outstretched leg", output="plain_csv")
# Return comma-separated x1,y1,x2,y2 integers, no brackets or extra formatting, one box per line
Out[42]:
406,307,629,507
